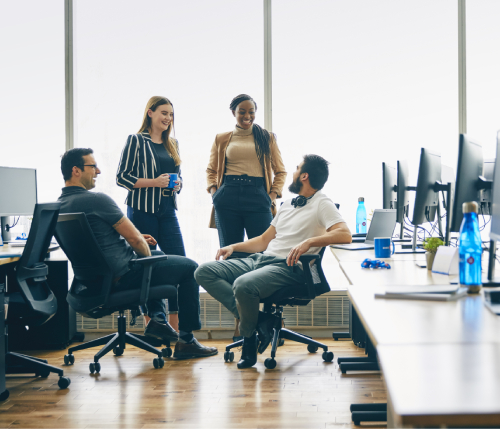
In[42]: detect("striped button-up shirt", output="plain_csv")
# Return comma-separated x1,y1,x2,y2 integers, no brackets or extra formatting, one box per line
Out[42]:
116,131,181,213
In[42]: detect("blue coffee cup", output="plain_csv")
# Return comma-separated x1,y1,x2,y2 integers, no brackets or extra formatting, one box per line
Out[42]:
374,237,395,258
167,173,178,189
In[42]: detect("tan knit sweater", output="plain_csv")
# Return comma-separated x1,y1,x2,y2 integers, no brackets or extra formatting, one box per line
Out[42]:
225,126,263,177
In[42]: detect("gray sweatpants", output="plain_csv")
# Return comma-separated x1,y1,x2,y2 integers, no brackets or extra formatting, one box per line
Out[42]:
194,254,305,337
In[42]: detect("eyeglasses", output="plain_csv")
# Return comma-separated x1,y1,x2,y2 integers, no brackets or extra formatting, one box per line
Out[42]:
82,164,98,169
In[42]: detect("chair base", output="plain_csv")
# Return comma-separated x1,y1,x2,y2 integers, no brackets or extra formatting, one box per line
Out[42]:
6,351,70,389
224,306,334,368
351,404,387,425
64,311,171,371
332,331,351,341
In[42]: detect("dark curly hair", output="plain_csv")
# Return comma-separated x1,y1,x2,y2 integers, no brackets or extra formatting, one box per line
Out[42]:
301,154,330,190
229,94,273,168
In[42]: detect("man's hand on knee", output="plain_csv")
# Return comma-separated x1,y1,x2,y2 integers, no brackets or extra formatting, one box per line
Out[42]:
216,245,234,260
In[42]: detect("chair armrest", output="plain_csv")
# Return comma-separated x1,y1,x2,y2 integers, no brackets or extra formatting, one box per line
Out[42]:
299,254,320,300
129,255,169,306
130,255,169,266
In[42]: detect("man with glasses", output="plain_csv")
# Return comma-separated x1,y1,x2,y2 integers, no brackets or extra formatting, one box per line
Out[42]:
58,148,217,359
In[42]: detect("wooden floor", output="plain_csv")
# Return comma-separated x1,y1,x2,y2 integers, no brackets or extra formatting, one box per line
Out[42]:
1,339,386,428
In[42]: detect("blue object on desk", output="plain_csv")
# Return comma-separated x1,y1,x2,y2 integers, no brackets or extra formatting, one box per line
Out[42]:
361,258,391,269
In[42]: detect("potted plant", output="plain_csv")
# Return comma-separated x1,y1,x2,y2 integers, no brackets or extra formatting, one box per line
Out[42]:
423,237,444,270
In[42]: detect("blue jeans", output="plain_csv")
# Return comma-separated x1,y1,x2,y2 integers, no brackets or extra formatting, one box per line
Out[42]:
114,250,201,332
127,196,185,312
212,177,273,247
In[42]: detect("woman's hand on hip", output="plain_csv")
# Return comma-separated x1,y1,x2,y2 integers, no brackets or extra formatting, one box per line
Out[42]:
154,174,170,188
174,178,182,193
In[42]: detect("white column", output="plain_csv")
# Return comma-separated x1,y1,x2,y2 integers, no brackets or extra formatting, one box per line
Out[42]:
458,0,467,135
65,0,75,151
264,0,273,132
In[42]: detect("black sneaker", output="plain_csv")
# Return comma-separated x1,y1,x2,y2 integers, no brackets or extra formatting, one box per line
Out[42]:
144,319,179,342
237,334,258,369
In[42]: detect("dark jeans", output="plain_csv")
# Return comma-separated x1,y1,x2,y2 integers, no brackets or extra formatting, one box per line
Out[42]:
114,250,201,332
213,176,273,247
127,196,185,312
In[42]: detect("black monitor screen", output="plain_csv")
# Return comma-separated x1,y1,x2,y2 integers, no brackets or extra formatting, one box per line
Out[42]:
0,166,37,216
490,132,500,241
382,162,397,210
396,160,410,224
451,134,483,232
412,148,441,226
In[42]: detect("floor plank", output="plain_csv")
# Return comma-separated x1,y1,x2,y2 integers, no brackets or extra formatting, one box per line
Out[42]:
3,339,384,428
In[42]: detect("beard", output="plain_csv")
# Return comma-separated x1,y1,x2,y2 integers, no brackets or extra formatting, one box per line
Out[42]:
288,176,302,194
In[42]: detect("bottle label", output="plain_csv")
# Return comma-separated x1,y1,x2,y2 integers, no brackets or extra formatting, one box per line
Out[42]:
362,222,366,226
467,256,475,265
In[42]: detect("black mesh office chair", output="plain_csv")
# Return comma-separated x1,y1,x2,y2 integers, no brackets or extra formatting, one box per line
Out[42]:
5,202,71,390
55,213,178,373
223,248,334,369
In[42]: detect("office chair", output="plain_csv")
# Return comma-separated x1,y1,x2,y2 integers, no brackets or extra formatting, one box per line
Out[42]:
55,213,178,373
223,248,334,369
5,202,71,389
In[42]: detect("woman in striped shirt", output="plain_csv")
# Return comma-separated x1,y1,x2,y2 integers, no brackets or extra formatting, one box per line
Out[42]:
116,96,184,328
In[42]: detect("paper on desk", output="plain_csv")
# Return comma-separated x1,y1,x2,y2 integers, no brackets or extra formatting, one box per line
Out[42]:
375,286,468,301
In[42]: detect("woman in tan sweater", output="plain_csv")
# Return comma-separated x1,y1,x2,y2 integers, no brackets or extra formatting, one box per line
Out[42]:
206,94,287,248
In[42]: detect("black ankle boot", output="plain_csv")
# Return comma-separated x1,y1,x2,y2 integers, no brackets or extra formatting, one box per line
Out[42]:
237,333,258,369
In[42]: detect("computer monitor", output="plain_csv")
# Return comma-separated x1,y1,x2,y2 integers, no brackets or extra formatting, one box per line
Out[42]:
450,135,484,232
486,132,500,286
480,159,495,215
412,148,441,226
382,163,397,210
0,166,37,242
441,165,455,212
396,160,410,224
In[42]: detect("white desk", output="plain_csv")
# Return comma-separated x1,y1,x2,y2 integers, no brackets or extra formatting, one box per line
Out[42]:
334,247,500,427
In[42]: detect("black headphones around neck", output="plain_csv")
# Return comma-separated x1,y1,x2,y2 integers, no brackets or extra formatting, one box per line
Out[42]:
291,193,315,209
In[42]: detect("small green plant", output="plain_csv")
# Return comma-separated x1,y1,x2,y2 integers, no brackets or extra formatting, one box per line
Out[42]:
423,237,444,254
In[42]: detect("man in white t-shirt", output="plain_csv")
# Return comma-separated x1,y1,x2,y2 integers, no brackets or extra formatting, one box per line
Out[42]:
195,154,351,368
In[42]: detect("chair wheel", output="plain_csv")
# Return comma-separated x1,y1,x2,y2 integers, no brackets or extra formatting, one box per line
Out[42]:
64,354,75,365
0,390,9,401
223,351,234,362
153,357,165,369
322,351,334,362
89,362,101,374
264,358,277,369
278,339,285,347
113,346,124,356
58,376,71,389
162,347,172,358
307,344,319,353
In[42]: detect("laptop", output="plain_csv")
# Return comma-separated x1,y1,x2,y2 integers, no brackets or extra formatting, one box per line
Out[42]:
330,209,397,250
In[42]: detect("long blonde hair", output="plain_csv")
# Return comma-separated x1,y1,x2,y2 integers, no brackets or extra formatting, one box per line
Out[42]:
138,96,181,166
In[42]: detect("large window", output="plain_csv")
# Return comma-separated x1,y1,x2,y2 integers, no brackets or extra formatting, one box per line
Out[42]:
75,0,264,264
0,1,65,204
273,0,458,230
467,0,500,159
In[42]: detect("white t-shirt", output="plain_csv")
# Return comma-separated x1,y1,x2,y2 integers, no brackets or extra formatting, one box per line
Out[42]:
264,191,345,259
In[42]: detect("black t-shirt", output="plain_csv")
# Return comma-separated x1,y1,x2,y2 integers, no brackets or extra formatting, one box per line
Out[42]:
151,142,178,175
58,186,134,277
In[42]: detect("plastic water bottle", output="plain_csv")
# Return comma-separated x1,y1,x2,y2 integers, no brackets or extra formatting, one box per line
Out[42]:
356,197,367,234
459,201,482,293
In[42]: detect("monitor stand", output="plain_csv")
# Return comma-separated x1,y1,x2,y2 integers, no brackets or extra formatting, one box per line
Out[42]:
0,216,12,243
394,225,425,254
483,240,500,287
392,222,412,243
